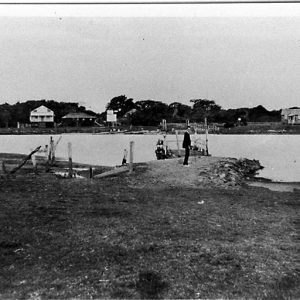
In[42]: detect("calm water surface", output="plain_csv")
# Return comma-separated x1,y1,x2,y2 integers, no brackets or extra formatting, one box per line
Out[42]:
1,134,299,182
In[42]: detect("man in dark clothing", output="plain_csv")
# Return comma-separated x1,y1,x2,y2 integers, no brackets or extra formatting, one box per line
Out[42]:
182,126,191,165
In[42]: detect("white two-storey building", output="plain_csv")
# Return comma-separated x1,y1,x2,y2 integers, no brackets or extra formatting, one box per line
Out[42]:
30,105,55,127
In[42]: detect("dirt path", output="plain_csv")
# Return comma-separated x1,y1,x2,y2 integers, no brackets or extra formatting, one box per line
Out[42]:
126,156,262,190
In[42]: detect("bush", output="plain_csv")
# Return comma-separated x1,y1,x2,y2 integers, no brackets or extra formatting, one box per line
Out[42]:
224,122,235,128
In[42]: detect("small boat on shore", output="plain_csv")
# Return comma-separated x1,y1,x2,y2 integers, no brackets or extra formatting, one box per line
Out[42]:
155,138,209,160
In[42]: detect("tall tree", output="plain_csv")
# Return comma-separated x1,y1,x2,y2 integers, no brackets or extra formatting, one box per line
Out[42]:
131,100,169,126
106,95,135,118
0,107,11,127
168,102,192,122
190,99,221,122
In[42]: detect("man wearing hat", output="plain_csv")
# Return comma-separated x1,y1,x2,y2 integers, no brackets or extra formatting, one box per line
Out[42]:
182,126,191,166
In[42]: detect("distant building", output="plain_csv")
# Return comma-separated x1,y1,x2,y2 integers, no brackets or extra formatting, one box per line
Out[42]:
30,105,54,127
281,108,300,125
62,112,97,126
106,110,117,123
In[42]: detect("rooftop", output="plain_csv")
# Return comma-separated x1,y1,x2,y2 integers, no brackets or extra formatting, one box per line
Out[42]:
62,112,97,119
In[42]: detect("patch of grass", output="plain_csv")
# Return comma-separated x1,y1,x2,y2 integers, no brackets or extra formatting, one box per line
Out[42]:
0,174,299,299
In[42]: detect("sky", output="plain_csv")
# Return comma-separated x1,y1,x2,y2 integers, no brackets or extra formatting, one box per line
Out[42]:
0,4,299,113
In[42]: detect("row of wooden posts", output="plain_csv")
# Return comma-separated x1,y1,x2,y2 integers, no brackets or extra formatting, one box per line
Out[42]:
165,129,209,156
2,135,136,179
66,140,135,179
30,136,61,174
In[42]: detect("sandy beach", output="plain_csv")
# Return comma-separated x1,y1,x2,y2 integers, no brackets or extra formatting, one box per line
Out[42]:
0,154,299,299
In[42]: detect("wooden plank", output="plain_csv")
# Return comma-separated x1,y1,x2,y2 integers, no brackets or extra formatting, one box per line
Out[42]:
175,130,181,156
31,152,37,174
9,146,41,175
94,166,129,178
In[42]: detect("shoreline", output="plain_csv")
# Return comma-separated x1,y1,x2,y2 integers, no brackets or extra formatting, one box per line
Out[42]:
1,131,300,136
1,152,299,188
0,123,300,136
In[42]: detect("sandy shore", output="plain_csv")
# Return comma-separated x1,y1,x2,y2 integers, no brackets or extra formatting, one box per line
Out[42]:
0,153,299,299
0,152,263,188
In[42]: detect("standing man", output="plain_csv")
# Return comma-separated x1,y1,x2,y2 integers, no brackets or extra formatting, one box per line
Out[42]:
182,126,191,166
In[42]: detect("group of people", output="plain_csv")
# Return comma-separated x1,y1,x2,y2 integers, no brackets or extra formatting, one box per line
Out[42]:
124,125,193,166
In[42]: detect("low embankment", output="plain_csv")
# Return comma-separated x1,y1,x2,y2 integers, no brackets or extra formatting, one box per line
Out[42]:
0,153,262,187
130,156,263,189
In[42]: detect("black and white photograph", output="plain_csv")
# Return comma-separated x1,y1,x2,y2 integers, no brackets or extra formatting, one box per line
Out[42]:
0,1,299,299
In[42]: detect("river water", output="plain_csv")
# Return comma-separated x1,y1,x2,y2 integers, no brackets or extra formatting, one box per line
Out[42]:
0,134,299,182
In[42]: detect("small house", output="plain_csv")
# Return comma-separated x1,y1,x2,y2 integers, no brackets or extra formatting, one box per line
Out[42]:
62,112,97,127
281,108,300,125
30,105,54,127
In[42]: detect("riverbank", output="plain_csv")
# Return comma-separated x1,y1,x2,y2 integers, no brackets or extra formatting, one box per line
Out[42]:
0,154,299,299
0,122,300,135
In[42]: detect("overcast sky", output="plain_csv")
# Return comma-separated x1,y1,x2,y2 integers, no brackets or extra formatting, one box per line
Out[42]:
0,6,299,112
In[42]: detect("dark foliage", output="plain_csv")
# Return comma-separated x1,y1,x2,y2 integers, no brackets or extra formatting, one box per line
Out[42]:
0,97,282,128
131,100,169,126
106,95,135,118
0,100,98,127
190,99,222,122
167,102,192,122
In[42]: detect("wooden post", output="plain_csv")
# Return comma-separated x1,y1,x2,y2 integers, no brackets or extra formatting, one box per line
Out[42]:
89,167,93,179
175,130,180,156
52,137,56,163
205,117,209,156
31,152,37,174
163,135,167,155
129,141,134,173
45,144,50,172
48,136,55,164
161,119,167,131
54,136,62,152
68,142,73,178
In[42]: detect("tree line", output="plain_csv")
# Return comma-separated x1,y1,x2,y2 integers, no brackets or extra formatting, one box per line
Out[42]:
0,96,281,127
105,95,281,126
0,100,97,127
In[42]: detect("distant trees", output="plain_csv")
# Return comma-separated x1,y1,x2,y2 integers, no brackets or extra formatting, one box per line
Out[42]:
131,100,169,126
0,100,99,127
106,95,135,118
190,99,221,122
0,96,282,128
0,103,11,127
168,102,192,122
247,105,280,122
125,98,280,126
215,108,248,124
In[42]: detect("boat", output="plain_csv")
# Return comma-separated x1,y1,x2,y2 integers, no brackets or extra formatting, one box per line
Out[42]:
155,138,209,160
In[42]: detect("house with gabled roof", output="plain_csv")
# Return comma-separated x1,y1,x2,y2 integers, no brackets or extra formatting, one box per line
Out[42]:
30,105,54,127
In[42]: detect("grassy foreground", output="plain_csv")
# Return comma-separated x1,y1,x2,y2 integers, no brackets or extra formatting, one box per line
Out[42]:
0,161,299,299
